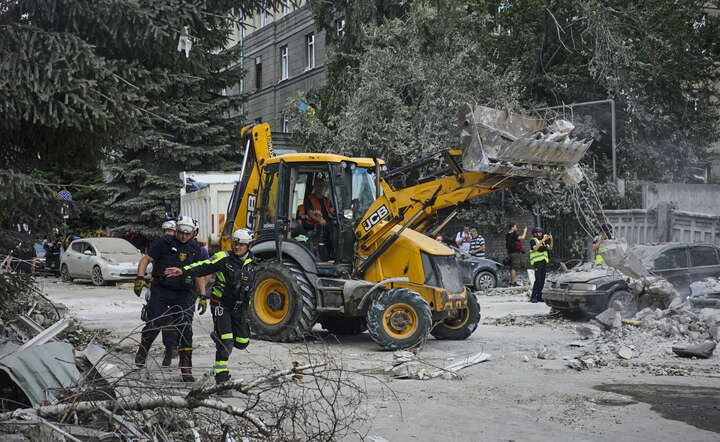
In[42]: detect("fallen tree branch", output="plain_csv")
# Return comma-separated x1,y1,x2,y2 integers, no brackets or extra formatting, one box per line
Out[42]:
1,395,271,436
187,362,327,400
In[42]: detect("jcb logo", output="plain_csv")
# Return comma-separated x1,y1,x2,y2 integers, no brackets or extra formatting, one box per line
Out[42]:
362,205,389,232
246,194,256,228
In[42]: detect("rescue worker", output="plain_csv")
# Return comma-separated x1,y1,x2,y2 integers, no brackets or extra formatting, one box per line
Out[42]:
133,216,207,382
162,220,176,236
592,224,612,265
529,226,553,303
164,228,255,385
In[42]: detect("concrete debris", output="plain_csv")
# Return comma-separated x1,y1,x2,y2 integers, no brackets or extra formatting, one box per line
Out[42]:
537,348,558,360
601,240,649,279
576,324,602,339
568,340,588,347
386,351,491,380
689,277,720,309
568,357,596,371
592,308,622,330
617,347,634,360
523,355,530,362
672,342,716,359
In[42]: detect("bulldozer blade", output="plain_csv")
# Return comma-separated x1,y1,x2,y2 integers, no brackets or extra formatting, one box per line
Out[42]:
457,103,592,183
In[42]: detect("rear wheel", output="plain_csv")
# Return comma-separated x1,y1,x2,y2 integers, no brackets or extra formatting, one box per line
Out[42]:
60,264,73,282
431,291,481,340
320,317,367,335
366,288,432,350
249,260,317,342
474,271,497,291
91,266,105,286
608,290,638,319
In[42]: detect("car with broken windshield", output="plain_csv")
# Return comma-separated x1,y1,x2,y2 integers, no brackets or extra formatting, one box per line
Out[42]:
543,243,720,316
60,238,145,286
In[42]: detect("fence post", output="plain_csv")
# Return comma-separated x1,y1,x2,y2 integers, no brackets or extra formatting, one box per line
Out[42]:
656,202,672,242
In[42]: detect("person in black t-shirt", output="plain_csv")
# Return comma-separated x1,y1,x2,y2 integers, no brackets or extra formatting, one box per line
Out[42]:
505,223,527,286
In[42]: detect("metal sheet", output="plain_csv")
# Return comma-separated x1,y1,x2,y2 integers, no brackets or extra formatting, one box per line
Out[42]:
0,341,80,406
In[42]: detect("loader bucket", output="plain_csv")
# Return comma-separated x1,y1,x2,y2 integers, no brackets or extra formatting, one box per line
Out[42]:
457,103,592,184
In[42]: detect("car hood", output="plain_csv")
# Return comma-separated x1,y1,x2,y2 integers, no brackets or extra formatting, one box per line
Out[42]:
554,269,618,284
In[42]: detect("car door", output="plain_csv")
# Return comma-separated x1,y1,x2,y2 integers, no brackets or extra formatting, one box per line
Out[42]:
688,245,720,285
66,241,86,276
80,243,98,276
652,246,691,297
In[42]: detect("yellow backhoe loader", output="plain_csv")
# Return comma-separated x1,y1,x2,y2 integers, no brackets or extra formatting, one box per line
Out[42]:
221,104,592,349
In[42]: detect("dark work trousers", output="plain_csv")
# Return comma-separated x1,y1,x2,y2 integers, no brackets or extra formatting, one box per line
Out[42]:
140,285,194,359
531,262,547,301
211,300,250,382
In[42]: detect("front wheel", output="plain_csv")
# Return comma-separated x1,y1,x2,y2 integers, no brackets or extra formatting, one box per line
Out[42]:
60,264,73,282
91,266,105,286
474,271,497,291
366,288,432,350
431,292,481,340
249,260,318,342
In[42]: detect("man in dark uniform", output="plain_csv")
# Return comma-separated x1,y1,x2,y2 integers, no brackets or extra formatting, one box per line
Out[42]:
133,216,206,382
164,228,255,385
529,226,553,303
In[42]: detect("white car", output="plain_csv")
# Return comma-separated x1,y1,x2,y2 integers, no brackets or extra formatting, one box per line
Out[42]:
60,238,144,286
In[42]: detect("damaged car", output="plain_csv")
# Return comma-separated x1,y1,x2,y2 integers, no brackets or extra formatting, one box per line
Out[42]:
453,248,503,290
543,243,720,316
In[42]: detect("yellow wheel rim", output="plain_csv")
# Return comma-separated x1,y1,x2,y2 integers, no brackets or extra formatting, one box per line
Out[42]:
382,303,418,339
442,308,469,330
254,279,289,325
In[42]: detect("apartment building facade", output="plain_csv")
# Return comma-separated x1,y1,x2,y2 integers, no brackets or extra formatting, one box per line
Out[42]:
227,2,329,134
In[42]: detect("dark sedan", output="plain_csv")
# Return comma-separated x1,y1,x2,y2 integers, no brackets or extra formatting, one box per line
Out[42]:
453,248,503,290
543,243,720,316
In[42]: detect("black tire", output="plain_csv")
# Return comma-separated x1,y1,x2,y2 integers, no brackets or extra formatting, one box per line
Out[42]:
249,259,317,342
366,288,432,350
431,291,481,340
60,264,73,282
473,271,497,291
91,266,105,286
320,316,367,335
607,290,638,319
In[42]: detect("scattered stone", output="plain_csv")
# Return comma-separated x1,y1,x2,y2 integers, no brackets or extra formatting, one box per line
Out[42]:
576,324,602,339
671,341,716,359
537,349,558,360
634,307,654,320
612,311,622,329
610,300,624,311
594,308,617,329
522,355,529,362
617,347,634,360
392,350,415,364
568,340,588,347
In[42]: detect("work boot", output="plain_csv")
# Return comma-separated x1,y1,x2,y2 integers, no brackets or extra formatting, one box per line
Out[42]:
134,336,153,368
161,347,177,367
179,350,194,382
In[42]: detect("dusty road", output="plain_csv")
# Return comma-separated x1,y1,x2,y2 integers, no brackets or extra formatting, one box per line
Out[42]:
38,277,720,442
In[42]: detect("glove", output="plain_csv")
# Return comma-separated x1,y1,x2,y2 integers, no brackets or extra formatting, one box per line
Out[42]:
133,277,149,297
197,298,207,315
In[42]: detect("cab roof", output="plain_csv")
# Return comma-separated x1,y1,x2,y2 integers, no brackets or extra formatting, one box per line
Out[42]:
264,153,384,168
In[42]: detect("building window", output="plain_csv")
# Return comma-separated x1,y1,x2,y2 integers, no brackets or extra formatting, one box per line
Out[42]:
255,56,262,90
336,17,345,37
280,45,289,80
260,8,268,27
305,33,315,69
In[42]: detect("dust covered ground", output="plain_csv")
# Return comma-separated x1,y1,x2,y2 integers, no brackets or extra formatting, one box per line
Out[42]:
38,277,720,442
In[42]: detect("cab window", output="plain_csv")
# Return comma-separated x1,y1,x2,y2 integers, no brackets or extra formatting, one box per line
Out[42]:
71,242,85,253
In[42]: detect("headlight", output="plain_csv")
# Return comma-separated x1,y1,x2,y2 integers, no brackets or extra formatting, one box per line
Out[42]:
570,283,597,291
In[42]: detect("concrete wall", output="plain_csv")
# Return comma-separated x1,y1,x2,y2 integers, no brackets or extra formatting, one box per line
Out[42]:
605,205,720,246
642,183,720,216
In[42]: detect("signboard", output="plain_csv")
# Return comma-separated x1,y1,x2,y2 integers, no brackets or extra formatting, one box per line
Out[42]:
58,190,72,201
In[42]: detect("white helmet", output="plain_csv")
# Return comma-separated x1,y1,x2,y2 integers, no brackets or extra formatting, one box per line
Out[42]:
176,216,198,234
232,228,253,244
161,220,176,231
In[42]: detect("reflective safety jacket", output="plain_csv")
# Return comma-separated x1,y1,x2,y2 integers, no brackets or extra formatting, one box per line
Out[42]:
181,251,255,305
529,237,550,266
304,194,333,225
593,235,605,264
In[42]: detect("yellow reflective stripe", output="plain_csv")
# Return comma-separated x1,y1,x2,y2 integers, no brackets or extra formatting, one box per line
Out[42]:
529,239,549,264
214,368,229,374
178,347,193,352
182,251,229,271
215,360,228,366
216,272,226,283
235,337,249,343
244,258,253,265
220,333,233,340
